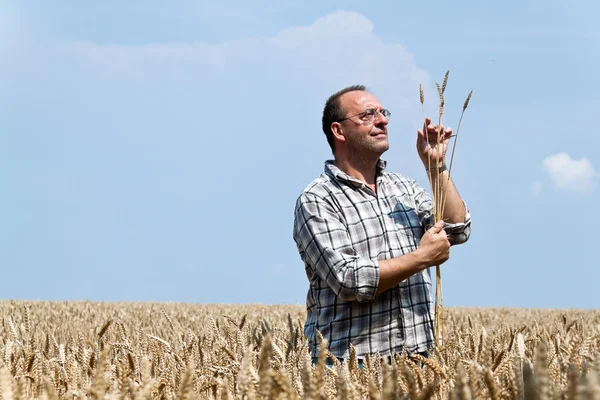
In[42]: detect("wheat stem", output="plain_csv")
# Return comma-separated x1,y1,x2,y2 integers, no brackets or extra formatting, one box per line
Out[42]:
441,90,472,217
433,72,449,348
420,84,434,199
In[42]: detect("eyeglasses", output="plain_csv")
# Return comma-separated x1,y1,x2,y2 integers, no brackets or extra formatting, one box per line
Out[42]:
337,108,391,124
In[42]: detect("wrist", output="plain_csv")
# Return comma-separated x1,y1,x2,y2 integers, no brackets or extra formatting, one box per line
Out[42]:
410,248,430,271
425,163,447,174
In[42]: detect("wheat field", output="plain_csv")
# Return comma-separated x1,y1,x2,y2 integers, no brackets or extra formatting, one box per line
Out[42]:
0,301,598,399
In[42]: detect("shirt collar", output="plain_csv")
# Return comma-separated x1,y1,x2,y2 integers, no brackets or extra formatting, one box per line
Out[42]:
324,159,387,186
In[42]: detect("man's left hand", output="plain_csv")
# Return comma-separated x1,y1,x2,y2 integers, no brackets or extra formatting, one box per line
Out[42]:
416,117,452,167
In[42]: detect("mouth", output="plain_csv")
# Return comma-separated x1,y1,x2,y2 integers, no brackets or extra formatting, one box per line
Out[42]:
370,131,387,137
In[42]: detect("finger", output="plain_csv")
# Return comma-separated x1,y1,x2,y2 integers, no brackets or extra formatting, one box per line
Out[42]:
430,125,448,142
427,123,438,135
425,123,439,137
419,128,438,145
426,132,440,142
428,220,445,234
444,127,453,139
439,229,448,239
423,117,431,135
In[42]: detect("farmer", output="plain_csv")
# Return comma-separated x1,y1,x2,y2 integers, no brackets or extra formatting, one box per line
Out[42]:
293,85,471,364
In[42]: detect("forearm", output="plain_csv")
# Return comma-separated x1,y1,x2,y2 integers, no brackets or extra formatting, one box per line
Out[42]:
428,170,466,224
376,250,428,295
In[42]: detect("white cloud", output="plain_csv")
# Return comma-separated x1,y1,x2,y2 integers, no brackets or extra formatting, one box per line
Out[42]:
1,9,434,168
2,10,430,123
531,181,543,196
543,153,598,194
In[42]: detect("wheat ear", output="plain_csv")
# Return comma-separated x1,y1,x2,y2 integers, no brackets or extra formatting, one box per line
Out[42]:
441,90,472,216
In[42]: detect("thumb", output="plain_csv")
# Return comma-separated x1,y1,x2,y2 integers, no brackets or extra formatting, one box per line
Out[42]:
423,117,431,134
428,220,445,234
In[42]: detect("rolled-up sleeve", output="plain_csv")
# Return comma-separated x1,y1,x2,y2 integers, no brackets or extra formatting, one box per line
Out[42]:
411,179,472,246
443,202,472,245
293,193,379,302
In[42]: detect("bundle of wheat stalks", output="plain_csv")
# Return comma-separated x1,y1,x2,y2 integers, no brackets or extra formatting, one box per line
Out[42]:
420,71,473,348
0,301,599,399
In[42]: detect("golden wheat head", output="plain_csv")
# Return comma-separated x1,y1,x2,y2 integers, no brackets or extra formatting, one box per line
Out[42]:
442,70,449,94
463,90,473,111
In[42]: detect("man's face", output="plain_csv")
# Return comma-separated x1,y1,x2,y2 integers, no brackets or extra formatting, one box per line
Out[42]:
337,91,390,156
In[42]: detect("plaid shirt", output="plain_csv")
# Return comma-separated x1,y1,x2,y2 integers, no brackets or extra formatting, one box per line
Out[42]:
293,159,471,358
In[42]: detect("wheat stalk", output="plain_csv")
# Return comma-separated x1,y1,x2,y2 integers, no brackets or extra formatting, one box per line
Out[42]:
421,71,474,349
434,71,449,348
0,301,597,399
420,81,445,348
441,90,473,217
420,84,433,190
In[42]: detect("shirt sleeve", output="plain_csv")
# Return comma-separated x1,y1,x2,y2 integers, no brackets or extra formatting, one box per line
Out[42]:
293,193,379,302
410,178,472,246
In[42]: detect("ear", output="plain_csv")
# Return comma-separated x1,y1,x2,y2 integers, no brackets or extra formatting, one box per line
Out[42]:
331,122,346,144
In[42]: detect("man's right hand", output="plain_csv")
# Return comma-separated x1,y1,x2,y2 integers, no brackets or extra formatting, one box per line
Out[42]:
376,220,452,294
417,220,451,267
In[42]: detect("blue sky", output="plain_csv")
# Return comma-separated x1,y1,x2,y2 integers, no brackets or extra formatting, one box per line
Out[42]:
2,1,599,308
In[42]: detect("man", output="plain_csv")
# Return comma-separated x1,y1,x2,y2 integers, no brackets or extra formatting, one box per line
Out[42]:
293,85,471,362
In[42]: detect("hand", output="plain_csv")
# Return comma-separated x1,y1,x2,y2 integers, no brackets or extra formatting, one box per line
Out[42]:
417,220,450,267
416,117,452,166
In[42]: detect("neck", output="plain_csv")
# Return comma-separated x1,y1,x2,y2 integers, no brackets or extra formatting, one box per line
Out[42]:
334,153,380,186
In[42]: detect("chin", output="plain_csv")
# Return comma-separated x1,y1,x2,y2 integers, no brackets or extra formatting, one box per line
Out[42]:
377,143,390,153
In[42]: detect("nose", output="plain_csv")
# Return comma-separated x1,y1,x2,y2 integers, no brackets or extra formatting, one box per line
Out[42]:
375,111,389,126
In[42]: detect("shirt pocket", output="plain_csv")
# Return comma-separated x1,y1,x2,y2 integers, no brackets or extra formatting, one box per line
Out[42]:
388,199,424,244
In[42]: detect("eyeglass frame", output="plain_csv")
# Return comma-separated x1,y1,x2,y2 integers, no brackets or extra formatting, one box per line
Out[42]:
336,108,391,123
